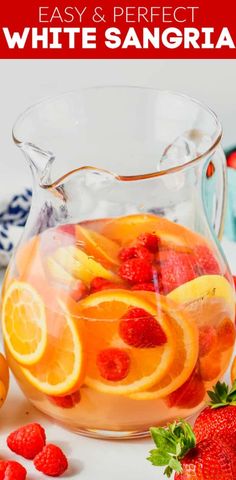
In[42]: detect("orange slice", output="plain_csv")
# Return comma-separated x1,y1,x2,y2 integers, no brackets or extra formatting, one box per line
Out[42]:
2,281,47,366
168,275,235,322
47,246,120,287
0,353,9,408
101,213,203,249
78,289,178,395
168,275,235,384
130,295,199,400
21,296,85,395
76,225,120,269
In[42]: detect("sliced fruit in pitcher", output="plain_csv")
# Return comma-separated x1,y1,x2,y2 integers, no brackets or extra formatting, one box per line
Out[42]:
21,297,85,395
77,289,182,395
2,281,47,366
47,246,120,287
168,275,235,382
130,300,199,399
101,213,205,249
168,275,235,320
75,225,120,269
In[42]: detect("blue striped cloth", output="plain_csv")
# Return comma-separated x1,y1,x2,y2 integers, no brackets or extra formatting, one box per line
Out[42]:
0,189,32,267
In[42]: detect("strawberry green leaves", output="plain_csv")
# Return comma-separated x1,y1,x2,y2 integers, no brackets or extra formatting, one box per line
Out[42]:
208,380,236,409
148,421,196,477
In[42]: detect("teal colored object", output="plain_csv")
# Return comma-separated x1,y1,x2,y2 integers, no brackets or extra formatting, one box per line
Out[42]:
224,167,236,241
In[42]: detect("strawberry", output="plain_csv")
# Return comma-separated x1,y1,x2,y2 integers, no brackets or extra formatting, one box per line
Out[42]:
119,307,167,348
70,280,88,301
157,250,197,294
57,224,76,236
198,325,217,357
34,443,68,477
131,283,156,292
119,258,154,284
0,460,27,480
90,277,120,293
96,348,130,381
233,275,236,289
48,390,81,409
227,151,236,169
148,420,236,480
217,318,236,350
194,244,221,275
136,233,160,253
119,245,153,262
167,370,205,409
194,381,236,452
7,422,46,459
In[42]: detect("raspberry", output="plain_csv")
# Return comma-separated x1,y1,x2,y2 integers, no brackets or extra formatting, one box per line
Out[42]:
0,460,26,480
157,250,197,294
137,233,160,253
167,370,205,409
70,280,88,301
119,258,154,284
119,246,153,262
48,390,81,409
131,283,156,292
119,307,167,348
90,277,119,293
96,348,130,381
194,245,221,275
34,444,68,477
7,423,46,460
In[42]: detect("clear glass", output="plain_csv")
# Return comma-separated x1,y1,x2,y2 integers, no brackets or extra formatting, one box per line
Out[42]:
1,88,235,439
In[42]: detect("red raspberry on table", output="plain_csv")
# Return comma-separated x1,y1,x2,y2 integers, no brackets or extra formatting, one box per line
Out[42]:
0,460,27,480
34,444,68,477
137,232,160,253
157,250,197,294
194,244,221,275
48,390,81,409
119,258,154,284
119,307,167,348
119,245,153,262
96,348,130,381
131,283,156,292
90,277,119,293
7,422,46,460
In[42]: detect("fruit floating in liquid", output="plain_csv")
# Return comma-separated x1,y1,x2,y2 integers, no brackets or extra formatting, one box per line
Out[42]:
2,214,235,437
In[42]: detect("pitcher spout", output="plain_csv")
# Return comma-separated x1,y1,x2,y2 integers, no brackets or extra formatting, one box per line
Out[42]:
13,140,55,185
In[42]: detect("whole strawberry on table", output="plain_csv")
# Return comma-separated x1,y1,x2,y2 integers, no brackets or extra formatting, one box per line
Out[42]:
148,381,236,480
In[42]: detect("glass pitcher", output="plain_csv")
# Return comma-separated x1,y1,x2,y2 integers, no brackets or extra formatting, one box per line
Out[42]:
1,88,235,439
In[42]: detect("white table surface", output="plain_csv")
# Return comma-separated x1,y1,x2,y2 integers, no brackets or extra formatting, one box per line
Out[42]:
0,238,235,480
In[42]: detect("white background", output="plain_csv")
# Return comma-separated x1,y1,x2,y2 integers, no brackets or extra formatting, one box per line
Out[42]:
0,60,236,480
0,59,236,193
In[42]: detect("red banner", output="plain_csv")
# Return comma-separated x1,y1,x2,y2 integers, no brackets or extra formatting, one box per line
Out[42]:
0,0,236,59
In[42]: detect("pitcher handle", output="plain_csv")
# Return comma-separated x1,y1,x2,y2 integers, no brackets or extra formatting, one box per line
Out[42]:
203,145,227,240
